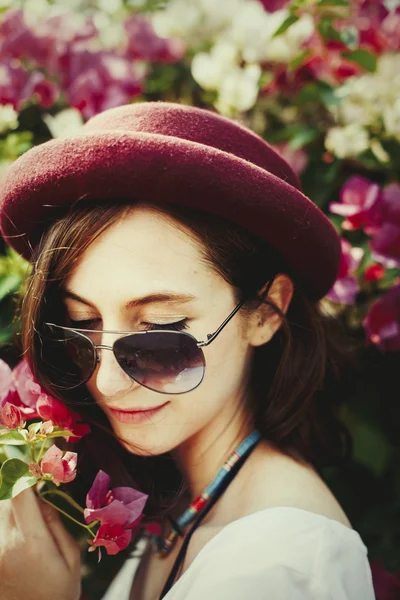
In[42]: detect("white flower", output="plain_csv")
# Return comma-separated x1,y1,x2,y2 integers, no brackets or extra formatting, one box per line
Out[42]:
42,108,84,139
215,63,262,116
191,41,239,90
331,53,400,142
0,104,18,135
266,12,314,63
97,0,123,14
93,12,126,48
325,124,370,159
191,39,261,115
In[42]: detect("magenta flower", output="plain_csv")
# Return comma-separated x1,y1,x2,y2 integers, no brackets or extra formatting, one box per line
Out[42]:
258,0,290,11
124,15,185,63
61,48,143,119
325,239,364,305
40,445,77,485
0,359,40,419
363,283,400,352
84,470,148,529
364,264,385,282
0,359,18,406
329,176,382,233
84,470,148,560
370,183,400,269
0,61,58,111
0,402,24,429
88,523,132,556
36,394,90,441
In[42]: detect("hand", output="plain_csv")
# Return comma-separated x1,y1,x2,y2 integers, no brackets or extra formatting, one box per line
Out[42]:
0,486,82,600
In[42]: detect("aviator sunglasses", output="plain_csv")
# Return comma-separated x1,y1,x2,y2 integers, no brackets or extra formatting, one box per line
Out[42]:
42,298,247,395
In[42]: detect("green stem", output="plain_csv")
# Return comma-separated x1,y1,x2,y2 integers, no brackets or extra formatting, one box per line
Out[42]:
40,489,85,514
36,438,47,463
38,494,96,538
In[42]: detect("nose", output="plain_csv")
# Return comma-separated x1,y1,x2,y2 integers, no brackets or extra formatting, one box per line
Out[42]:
94,342,137,397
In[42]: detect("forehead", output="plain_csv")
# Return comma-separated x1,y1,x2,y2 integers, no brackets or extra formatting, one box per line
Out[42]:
65,206,217,304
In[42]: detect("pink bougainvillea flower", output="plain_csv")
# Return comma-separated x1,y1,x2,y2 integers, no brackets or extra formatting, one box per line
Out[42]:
371,559,400,600
61,48,143,119
351,1,400,53
84,470,148,560
0,359,39,418
1,358,89,437
325,239,364,305
40,445,77,485
88,523,132,558
124,14,185,63
370,183,400,268
36,394,90,441
0,359,18,406
370,223,400,269
258,0,290,11
364,264,385,282
329,176,382,232
0,402,24,429
84,470,148,530
0,61,58,111
363,283,400,352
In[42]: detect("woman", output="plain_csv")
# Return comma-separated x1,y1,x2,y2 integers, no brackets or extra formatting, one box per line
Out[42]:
0,102,375,599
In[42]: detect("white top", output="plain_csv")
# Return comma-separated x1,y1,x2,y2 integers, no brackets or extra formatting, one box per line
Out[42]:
102,507,376,600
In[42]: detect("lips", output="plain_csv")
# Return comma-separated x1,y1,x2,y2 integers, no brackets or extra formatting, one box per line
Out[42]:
109,404,166,413
108,402,169,424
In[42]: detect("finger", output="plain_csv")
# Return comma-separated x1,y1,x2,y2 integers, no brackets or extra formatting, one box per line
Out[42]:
11,487,50,536
11,487,64,562
38,501,81,572
0,499,16,531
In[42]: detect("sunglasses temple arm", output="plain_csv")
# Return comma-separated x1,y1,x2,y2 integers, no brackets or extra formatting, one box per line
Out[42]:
198,298,247,348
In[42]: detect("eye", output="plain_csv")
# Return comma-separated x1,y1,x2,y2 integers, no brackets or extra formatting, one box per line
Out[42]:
68,318,100,329
142,320,189,332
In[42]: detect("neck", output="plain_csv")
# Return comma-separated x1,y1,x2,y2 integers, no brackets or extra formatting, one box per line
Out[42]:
171,412,254,501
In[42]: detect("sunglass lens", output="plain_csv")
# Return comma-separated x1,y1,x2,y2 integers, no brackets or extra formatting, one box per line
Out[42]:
114,331,205,394
42,325,96,389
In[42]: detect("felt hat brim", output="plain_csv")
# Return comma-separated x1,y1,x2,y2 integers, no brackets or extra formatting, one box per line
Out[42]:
0,106,340,301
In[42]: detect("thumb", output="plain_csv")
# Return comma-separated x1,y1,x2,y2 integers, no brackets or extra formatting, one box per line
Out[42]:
39,501,81,572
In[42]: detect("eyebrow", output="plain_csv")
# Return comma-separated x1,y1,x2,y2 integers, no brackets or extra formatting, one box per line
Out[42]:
61,289,198,310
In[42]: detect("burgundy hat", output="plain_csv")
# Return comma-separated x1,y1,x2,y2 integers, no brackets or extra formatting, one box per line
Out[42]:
0,101,340,300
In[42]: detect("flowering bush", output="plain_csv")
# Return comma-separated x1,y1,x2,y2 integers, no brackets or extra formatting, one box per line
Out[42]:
0,357,148,563
0,0,399,597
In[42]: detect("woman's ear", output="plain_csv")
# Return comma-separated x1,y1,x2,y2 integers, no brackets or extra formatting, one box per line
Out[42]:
249,274,294,347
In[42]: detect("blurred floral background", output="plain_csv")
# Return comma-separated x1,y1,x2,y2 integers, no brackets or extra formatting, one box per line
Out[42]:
0,0,399,598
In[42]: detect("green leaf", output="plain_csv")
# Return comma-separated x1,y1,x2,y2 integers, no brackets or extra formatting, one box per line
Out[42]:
0,431,26,446
319,0,349,6
318,16,343,43
289,126,320,149
342,49,377,72
0,273,22,301
0,459,38,500
47,430,75,439
288,49,312,71
272,15,299,38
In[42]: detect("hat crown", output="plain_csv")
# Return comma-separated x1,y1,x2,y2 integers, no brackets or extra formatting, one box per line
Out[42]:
83,102,300,190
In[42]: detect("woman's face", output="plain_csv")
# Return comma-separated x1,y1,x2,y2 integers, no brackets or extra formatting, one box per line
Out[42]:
63,206,258,456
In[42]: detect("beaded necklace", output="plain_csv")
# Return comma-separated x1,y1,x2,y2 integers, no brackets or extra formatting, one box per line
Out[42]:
151,430,262,557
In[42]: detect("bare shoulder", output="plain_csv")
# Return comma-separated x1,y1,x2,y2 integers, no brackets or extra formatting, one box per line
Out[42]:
230,441,352,528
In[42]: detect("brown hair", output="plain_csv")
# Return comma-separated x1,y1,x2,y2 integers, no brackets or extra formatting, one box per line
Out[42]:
17,198,353,516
